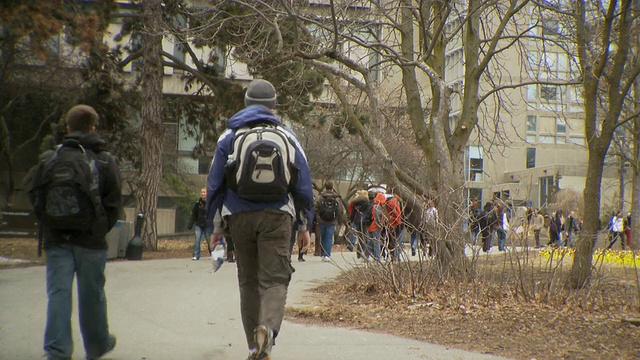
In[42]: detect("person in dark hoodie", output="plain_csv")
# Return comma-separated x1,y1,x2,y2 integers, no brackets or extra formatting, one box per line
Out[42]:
347,189,371,258
206,79,314,360
478,201,497,252
187,187,209,260
28,105,122,360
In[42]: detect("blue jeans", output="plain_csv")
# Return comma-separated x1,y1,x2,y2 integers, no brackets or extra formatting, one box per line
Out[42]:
366,230,382,260
390,225,404,261
497,229,506,251
44,244,111,360
409,230,418,251
318,223,336,257
351,222,367,258
193,225,209,259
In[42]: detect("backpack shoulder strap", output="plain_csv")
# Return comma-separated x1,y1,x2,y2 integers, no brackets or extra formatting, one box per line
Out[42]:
84,150,106,219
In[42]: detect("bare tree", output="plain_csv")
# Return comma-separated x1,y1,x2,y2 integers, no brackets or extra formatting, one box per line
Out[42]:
259,0,532,277
552,0,640,288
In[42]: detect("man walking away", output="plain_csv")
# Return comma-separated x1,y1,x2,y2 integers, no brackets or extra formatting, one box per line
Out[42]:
206,79,314,360
387,193,404,261
495,203,508,252
348,190,371,258
315,181,345,262
548,211,563,247
564,211,579,247
187,187,209,260
28,105,122,360
607,211,626,250
531,208,545,248
468,199,481,247
365,192,387,261
478,201,496,253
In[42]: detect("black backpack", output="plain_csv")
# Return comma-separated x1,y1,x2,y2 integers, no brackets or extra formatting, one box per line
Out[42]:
353,201,373,227
225,124,298,202
30,140,104,231
318,195,339,221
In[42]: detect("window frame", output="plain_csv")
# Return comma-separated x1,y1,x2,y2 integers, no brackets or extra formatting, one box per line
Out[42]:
526,148,536,169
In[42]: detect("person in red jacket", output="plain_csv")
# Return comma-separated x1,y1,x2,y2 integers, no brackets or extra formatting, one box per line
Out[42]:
364,192,387,261
384,193,403,261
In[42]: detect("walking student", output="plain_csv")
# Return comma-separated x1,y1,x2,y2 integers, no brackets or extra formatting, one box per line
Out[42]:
187,187,209,260
364,192,387,261
315,181,345,262
28,105,122,360
531,208,545,248
206,79,314,360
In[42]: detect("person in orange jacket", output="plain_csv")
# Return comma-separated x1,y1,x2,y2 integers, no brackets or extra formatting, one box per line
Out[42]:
384,193,403,261
363,192,386,261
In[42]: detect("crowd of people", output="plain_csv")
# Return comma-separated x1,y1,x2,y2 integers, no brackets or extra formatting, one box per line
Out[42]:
605,211,633,250
311,187,432,262
191,183,635,267
468,201,585,251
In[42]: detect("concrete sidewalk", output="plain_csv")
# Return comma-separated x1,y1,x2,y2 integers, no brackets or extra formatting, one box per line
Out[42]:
0,250,511,360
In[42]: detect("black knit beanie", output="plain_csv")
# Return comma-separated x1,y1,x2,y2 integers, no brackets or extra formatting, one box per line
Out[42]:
244,79,277,109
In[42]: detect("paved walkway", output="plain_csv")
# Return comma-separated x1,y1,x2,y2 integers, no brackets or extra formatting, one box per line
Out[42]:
0,249,512,360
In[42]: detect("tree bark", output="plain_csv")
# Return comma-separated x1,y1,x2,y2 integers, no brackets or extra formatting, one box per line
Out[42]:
631,117,640,250
137,0,165,250
569,0,635,288
570,143,607,288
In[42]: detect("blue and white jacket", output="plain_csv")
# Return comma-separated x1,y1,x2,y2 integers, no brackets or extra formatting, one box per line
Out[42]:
206,105,314,233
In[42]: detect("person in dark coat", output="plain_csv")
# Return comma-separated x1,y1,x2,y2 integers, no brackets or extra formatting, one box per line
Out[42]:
478,201,497,252
28,105,122,360
548,211,564,247
187,187,209,260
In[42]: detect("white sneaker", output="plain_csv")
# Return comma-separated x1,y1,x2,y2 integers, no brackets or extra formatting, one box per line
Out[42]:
192,257,198,261
322,256,331,262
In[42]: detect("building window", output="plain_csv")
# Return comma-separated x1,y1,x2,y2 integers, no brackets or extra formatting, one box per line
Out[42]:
568,86,583,104
539,135,555,144
467,146,484,182
556,118,566,133
569,136,585,145
467,188,483,206
526,85,537,101
526,148,536,169
539,175,555,207
527,115,537,132
540,86,557,101
542,19,560,37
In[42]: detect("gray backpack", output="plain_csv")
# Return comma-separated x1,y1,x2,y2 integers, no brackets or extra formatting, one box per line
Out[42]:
225,124,298,202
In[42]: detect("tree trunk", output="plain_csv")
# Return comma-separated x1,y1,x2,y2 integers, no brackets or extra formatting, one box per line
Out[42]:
632,158,639,250
137,0,164,250
570,142,607,288
631,77,640,250
631,117,640,250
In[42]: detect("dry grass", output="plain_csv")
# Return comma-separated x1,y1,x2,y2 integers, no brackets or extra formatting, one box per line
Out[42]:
286,253,640,360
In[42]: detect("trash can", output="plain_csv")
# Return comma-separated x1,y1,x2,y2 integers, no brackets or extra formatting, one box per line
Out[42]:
125,213,144,260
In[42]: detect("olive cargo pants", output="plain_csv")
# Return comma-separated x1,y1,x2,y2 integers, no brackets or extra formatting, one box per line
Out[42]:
227,209,295,349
